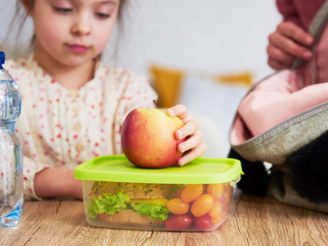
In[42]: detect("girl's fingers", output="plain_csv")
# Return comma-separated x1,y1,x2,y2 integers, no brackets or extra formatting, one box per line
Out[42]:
168,104,191,123
181,114,192,124
168,104,206,166
177,130,203,153
168,104,187,119
178,142,207,166
175,121,196,140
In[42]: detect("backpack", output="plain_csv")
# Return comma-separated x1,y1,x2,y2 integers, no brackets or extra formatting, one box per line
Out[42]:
228,1,328,212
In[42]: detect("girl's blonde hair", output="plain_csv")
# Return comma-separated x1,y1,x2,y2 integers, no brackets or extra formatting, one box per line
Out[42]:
19,0,128,22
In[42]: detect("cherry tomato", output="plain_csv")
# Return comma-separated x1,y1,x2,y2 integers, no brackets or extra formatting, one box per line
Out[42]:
209,201,226,224
193,214,215,231
98,213,110,222
167,198,189,214
191,194,214,217
209,201,224,218
207,184,225,200
211,213,227,225
181,184,203,203
164,214,193,231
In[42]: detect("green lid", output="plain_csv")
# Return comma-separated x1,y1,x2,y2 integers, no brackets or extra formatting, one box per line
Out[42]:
74,155,243,184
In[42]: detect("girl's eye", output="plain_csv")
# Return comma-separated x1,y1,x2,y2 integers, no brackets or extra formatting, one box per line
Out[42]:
53,7,73,14
96,12,111,19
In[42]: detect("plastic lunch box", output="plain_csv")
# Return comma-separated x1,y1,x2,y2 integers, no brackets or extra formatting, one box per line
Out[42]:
74,155,242,232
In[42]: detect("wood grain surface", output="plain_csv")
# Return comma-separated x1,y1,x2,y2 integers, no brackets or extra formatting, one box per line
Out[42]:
1,195,327,246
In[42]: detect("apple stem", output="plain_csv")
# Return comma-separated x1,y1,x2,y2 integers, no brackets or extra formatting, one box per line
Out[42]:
153,100,158,107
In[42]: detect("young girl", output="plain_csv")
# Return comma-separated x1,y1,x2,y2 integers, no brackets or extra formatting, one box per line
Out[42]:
5,0,206,200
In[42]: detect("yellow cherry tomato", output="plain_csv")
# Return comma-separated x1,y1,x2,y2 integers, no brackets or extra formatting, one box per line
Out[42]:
191,194,214,217
209,201,223,218
207,184,225,200
167,198,190,215
181,184,203,203
211,214,225,225
210,200,230,225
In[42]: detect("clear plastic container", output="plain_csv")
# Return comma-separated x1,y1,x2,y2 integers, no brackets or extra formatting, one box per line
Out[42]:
74,155,242,232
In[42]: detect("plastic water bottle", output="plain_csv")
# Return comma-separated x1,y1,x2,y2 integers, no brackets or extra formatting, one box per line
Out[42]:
0,51,23,228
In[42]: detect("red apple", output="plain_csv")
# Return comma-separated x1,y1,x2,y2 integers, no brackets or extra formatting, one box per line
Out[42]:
121,108,184,168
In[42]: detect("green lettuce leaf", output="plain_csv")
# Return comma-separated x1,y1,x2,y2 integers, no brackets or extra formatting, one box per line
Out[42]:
130,202,169,221
88,192,130,219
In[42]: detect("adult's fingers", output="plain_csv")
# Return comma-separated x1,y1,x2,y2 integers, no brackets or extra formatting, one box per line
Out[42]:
268,58,288,70
277,21,313,46
268,31,312,60
267,43,294,68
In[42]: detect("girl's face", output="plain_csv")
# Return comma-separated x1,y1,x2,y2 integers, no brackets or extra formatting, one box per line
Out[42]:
29,0,120,68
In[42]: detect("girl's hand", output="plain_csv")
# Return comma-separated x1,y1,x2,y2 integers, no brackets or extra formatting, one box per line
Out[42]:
168,104,207,166
267,21,313,70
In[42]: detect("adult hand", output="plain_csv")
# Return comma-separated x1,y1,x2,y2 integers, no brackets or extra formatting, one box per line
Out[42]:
267,21,314,70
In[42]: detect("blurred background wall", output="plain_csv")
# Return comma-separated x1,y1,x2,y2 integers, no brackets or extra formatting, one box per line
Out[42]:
0,0,281,156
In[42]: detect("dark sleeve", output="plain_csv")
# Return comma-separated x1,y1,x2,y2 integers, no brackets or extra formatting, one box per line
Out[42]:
286,130,328,203
228,148,270,196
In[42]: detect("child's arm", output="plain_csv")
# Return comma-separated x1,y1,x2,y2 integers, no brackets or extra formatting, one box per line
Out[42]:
22,155,82,200
167,104,207,166
34,166,82,199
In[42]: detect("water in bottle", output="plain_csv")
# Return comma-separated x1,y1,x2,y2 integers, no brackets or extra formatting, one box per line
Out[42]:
0,51,23,228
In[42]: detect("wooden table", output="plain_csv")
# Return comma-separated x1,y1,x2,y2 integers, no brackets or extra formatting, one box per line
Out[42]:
1,194,327,246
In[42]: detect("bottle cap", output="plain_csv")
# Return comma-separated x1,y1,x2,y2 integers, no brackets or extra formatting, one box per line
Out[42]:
0,51,5,69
